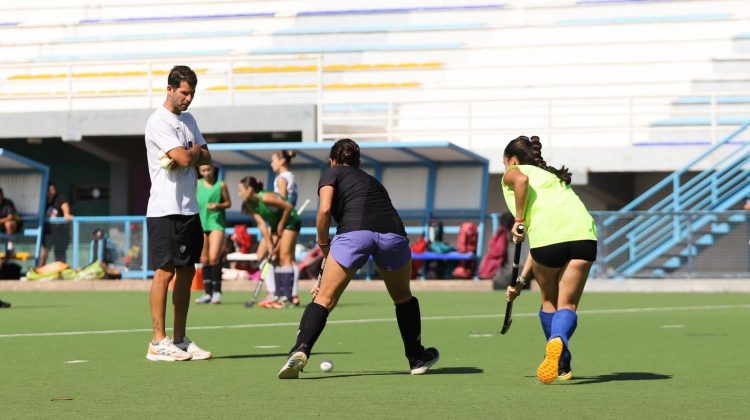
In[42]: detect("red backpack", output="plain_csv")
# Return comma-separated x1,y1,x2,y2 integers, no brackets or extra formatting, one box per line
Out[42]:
452,222,478,278
455,222,478,253
478,226,509,279
231,225,254,254
410,235,428,279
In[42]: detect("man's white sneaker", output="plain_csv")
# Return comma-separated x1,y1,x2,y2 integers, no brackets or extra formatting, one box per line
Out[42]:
146,337,192,362
211,292,222,304
175,336,212,360
194,294,212,304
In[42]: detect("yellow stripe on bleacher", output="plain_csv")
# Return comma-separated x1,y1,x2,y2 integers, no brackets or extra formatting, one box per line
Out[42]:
7,68,208,80
0,81,420,97
232,62,442,73
233,65,318,73
209,82,421,91
6,64,434,81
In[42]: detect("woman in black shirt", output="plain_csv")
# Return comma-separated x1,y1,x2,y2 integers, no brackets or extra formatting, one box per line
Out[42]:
278,139,439,379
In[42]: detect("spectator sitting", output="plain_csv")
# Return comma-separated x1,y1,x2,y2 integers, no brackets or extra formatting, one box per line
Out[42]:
0,188,22,257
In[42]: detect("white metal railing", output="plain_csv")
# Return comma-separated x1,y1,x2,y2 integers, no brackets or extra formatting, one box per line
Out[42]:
3,53,750,147
318,93,750,147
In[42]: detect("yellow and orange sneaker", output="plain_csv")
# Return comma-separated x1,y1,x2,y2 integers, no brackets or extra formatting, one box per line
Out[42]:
537,337,563,384
258,294,277,308
269,296,291,309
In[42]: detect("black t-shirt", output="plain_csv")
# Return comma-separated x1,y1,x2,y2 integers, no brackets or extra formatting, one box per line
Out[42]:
46,195,67,219
45,195,70,236
318,166,406,236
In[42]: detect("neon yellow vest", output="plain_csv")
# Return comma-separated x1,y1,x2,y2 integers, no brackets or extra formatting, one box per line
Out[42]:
502,164,597,248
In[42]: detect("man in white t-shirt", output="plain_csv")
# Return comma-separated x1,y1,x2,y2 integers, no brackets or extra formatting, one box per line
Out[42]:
144,65,213,362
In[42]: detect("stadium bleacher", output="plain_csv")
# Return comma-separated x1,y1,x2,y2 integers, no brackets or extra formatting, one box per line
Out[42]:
0,0,747,164
0,0,749,278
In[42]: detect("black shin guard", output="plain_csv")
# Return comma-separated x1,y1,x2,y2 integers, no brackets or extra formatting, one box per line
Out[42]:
395,296,425,359
289,302,329,357
211,264,222,293
202,265,214,295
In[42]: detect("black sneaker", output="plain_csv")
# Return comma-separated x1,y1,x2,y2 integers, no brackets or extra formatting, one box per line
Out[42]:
409,347,440,375
558,350,573,381
558,365,573,381
0,300,11,308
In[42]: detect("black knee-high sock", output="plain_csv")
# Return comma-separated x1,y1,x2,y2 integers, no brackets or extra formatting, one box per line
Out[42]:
202,265,214,295
289,302,329,357
211,264,222,293
395,297,425,359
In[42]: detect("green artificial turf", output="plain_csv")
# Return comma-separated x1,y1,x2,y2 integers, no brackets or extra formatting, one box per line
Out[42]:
1,290,749,419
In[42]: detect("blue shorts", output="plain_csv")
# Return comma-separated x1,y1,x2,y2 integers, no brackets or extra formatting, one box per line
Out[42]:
330,231,411,271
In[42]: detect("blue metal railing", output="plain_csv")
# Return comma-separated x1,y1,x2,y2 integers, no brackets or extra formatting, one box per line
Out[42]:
590,210,750,278
602,119,750,276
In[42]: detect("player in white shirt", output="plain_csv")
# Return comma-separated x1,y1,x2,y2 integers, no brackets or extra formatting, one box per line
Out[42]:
144,65,213,362
272,150,298,207
258,150,300,307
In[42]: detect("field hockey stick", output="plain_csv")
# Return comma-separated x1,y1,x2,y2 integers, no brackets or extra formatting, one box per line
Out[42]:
245,226,277,308
297,198,311,215
311,256,327,298
500,224,524,335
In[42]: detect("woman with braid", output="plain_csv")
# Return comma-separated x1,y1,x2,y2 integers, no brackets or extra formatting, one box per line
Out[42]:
278,138,439,379
502,135,597,384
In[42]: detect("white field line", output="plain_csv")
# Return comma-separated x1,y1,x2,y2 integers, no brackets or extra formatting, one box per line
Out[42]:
1,304,748,339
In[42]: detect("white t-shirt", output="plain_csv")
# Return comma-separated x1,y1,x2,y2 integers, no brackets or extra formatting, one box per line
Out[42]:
145,106,207,217
274,170,297,206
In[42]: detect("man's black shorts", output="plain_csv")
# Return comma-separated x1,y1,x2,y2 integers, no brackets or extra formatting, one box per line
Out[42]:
147,214,203,270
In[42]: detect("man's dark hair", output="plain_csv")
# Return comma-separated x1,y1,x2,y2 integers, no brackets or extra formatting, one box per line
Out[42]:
167,65,197,89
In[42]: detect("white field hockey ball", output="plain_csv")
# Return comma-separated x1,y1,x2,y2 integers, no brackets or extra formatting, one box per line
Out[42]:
320,359,334,372
159,157,173,169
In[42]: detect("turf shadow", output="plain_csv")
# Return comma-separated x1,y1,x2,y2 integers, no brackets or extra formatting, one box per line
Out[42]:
303,366,483,380
569,372,672,385
213,351,352,360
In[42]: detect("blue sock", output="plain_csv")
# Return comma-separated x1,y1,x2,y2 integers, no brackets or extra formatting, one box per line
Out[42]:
539,309,554,341
550,309,577,348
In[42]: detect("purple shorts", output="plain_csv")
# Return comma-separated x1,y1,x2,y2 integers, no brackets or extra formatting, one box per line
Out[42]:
330,231,411,271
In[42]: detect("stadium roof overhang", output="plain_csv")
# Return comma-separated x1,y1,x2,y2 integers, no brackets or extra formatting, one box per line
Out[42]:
210,141,490,253
208,141,489,169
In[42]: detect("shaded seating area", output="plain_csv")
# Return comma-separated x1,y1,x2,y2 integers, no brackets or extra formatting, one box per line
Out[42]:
0,149,48,268
210,141,489,280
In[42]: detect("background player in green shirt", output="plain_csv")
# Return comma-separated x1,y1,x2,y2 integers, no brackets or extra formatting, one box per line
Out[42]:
237,177,300,308
195,163,231,304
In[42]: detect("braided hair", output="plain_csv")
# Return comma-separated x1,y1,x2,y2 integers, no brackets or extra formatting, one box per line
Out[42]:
503,135,572,185
329,138,361,168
